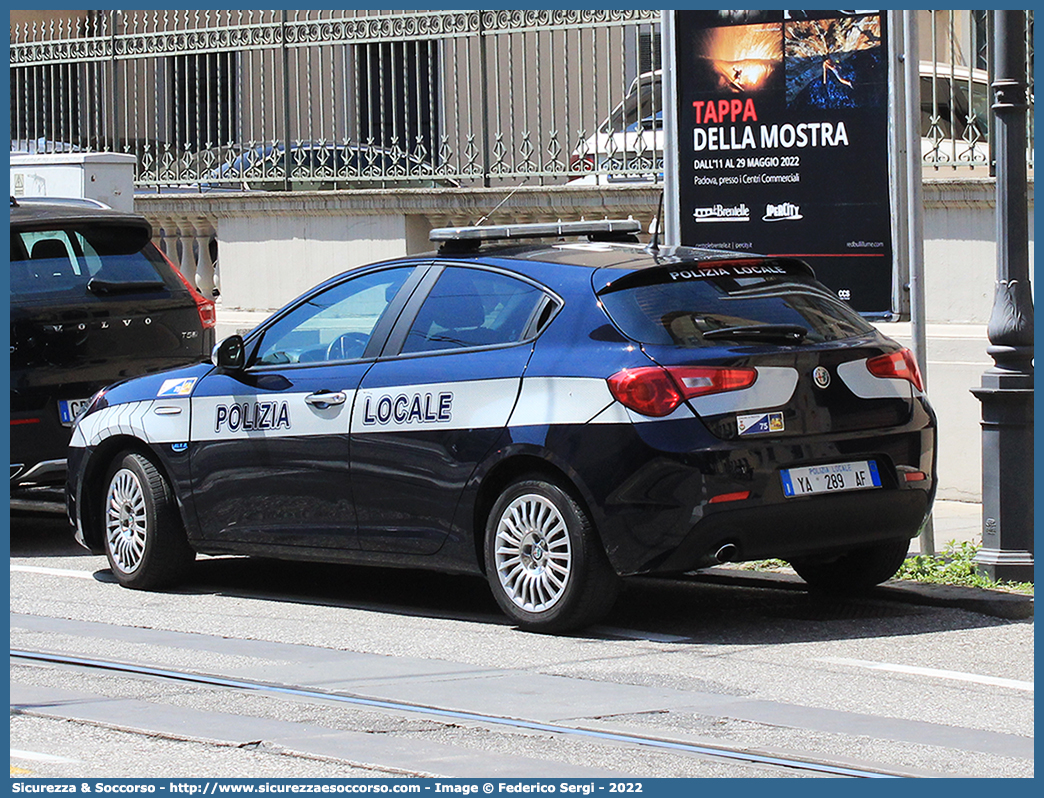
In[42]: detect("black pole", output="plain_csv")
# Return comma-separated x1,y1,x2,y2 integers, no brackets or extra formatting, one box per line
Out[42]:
971,10,1034,582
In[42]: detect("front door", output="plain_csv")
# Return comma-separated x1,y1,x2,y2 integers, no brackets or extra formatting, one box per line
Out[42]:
188,264,421,549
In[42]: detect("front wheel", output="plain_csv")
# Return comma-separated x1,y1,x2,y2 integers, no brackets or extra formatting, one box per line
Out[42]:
789,538,911,594
102,451,195,590
484,478,619,633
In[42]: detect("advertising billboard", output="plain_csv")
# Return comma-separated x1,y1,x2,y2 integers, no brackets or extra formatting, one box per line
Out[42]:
666,10,894,316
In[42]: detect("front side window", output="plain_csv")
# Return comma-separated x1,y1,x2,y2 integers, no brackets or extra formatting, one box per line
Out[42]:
401,266,547,354
253,267,411,366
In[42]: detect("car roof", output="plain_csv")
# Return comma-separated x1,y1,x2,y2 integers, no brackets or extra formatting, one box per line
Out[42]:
433,240,814,295
439,241,770,271
9,197,152,234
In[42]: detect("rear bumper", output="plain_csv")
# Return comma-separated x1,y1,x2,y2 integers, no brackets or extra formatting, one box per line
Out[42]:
11,458,67,488
573,406,936,576
654,486,930,573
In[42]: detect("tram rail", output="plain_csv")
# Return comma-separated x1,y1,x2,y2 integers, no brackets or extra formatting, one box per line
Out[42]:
12,648,916,779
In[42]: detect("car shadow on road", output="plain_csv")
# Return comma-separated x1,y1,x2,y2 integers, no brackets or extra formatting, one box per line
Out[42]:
9,511,90,559
10,510,1021,645
176,553,1021,646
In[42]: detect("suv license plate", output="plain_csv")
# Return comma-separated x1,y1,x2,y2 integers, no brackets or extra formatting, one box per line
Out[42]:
781,460,881,498
59,398,92,427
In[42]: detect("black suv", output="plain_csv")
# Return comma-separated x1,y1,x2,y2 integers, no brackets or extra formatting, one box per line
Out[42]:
10,197,216,508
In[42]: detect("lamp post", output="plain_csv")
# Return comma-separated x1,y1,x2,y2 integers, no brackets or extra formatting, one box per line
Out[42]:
971,10,1034,583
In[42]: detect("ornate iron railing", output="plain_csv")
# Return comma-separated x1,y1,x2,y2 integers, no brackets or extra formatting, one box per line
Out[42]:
10,9,663,189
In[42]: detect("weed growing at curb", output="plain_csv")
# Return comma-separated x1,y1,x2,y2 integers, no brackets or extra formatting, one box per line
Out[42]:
735,541,1034,596
896,539,1034,595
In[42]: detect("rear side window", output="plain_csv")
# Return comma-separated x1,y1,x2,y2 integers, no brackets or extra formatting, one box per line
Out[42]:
10,224,171,299
598,260,874,347
402,266,547,353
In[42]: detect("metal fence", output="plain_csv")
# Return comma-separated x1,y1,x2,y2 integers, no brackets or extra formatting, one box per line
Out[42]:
919,9,1034,172
10,10,1033,190
10,9,663,189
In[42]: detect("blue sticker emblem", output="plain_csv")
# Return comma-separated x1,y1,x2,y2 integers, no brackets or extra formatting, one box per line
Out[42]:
737,411,785,436
158,377,198,397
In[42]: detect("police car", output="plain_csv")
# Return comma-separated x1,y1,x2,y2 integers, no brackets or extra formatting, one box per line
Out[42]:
67,220,936,632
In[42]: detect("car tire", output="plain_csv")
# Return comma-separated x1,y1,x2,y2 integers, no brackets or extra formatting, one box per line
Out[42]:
789,538,911,593
484,477,620,633
102,452,195,590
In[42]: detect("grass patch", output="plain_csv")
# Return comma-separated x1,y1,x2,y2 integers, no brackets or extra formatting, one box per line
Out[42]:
896,539,1034,595
735,541,1034,596
732,558,790,572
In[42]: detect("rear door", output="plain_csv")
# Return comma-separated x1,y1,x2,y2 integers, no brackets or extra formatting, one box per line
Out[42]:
349,263,552,554
188,264,423,549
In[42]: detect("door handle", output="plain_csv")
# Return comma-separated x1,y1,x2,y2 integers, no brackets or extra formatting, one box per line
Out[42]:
305,390,347,409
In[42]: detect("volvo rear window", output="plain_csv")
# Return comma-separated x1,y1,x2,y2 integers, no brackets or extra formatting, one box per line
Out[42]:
10,224,173,299
598,260,875,347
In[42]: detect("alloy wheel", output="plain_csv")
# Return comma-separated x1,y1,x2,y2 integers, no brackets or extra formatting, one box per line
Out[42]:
493,493,572,613
105,467,148,574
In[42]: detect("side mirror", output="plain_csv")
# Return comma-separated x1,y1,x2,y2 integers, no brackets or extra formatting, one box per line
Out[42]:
212,335,245,371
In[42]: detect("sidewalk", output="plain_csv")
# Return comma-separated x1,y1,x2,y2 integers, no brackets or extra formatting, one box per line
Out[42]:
914,500,982,555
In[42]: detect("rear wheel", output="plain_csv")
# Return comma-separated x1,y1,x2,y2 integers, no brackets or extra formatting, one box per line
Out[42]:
789,538,911,593
484,478,619,633
102,452,195,589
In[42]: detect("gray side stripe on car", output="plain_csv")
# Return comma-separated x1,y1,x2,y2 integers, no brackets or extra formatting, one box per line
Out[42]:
837,359,916,400
70,367,818,449
688,367,800,416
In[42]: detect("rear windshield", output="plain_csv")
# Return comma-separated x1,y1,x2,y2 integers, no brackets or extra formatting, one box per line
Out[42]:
10,224,174,299
598,260,874,347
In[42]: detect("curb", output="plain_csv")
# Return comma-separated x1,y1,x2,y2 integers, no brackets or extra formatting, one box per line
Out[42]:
694,567,1034,621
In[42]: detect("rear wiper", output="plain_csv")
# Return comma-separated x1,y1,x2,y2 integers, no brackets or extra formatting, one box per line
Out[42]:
87,278,165,295
702,324,808,343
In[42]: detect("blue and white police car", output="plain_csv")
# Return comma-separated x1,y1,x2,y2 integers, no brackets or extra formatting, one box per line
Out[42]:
67,220,936,632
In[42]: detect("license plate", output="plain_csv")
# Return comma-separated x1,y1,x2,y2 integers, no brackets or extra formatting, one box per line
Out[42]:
59,397,92,427
781,460,881,498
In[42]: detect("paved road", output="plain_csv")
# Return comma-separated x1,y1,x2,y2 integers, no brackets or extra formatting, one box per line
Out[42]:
10,512,1034,779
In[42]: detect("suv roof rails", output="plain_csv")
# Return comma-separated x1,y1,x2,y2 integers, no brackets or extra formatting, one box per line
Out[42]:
430,219,642,252
14,195,112,210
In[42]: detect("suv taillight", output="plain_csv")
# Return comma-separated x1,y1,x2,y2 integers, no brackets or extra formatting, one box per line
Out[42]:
866,349,923,392
608,366,757,417
166,257,217,330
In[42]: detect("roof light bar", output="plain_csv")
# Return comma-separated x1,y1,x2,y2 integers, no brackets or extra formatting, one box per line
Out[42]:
429,219,642,243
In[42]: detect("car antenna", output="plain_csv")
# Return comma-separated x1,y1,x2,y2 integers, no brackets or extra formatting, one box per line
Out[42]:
649,190,665,253
473,176,530,227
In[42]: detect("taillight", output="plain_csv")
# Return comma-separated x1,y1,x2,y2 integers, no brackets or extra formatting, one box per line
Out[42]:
167,257,217,330
607,368,683,417
866,348,923,392
608,366,757,417
709,490,750,504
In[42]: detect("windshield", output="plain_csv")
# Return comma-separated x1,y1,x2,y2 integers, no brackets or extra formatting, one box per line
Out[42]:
598,260,874,347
